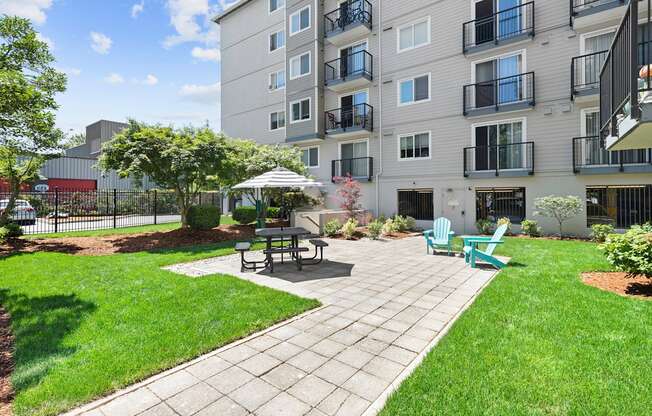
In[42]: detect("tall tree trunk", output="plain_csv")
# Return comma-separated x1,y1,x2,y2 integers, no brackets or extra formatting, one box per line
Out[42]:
0,180,20,226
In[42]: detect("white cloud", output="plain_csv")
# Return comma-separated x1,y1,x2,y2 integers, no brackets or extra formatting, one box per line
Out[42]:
36,33,54,50
143,74,159,85
191,47,220,62
178,82,220,105
59,67,82,77
131,1,145,18
90,32,113,55
0,0,53,25
104,73,125,85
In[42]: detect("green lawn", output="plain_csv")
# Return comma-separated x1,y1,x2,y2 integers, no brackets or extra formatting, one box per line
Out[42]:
380,237,652,415
1,242,318,416
26,215,237,239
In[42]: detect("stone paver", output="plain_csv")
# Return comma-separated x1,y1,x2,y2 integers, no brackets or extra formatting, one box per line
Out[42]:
66,237,500,416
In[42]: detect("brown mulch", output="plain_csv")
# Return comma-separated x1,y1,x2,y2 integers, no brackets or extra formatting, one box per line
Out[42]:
0,307,13,416
582,272,652,300
0,223,289,257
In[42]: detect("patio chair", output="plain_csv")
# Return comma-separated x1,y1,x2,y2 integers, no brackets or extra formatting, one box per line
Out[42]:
424,217,455,256
463,224,508,269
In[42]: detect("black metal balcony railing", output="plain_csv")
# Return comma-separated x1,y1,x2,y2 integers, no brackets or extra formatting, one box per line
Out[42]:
325,103,373,132
325,50,373,85
463,72,535,115
463,2,534,52
463,142,535,177
324,0,372,37
571,0,625,17
600,0,652,140
572,136,652,171
571,50,608,97
332,157,373,182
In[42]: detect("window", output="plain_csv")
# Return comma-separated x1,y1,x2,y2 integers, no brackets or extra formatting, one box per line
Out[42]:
290,6,311,35
301,146,319,168
398,189,434,221
269,30,285,52
473,119,525,171
291,98,310,123
399,132,430,160
587,185,652,228
398,74,430,105
269,111,285,130
289,52,311,79
269,0,285,13
398,17,430,52
476,188,526,224
269,70,285,91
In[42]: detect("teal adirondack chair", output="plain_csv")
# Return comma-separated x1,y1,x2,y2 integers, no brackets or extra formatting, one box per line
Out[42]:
424,217,455,256
463,224,508,269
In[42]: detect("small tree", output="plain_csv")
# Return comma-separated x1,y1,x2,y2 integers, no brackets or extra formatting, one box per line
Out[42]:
334,175,362,220
99,121,227,228
0,16,67,225
534,195,583,237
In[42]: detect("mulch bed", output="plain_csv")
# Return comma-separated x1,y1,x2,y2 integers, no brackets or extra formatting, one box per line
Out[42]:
328,227,421,241
0,223,288,257
0,307,13,416
582,272,652,300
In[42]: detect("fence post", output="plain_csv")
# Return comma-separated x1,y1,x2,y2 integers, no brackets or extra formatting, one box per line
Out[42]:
113,189,117,229
154,190,158,225
54,188,59,233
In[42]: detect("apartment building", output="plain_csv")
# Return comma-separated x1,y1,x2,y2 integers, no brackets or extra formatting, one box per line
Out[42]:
216,0,652,236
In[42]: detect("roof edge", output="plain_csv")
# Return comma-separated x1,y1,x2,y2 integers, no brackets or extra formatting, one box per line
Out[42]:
213,0,253,23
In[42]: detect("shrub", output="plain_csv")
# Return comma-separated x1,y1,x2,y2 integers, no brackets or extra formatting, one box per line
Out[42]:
383,218,398,235
534,195,583,237
232,206,257,224
324,219,341,237
496,217,512,235
405,216,417,231
186,205,221,230
367,220,383,240
601,224,652,277
521,219,542,237
0,222,22,243
341,218,358,240
393,215,409,232
334,175,362,220
475,219,494,235
590,223,615,243
266,207,280,219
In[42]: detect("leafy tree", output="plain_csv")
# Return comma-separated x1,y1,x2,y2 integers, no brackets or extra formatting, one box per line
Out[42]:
334,175,362,220
534,195,583,237
0,16,67,225
220,139,308,221
99,121,227,227
62,131,86,149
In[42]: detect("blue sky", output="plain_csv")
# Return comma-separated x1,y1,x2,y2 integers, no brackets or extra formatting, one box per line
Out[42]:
0,0,238,134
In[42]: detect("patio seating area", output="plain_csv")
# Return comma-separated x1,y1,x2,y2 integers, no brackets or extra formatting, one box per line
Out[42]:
67,237,502,416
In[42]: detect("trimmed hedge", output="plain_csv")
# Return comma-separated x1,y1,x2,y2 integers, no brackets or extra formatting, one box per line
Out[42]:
187,205,221,230
232,206,257,224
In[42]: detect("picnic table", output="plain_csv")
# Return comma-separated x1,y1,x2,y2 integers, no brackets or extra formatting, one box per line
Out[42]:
256,227,312,272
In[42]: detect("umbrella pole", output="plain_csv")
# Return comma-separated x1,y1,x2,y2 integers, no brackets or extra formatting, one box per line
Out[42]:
256,188,265,229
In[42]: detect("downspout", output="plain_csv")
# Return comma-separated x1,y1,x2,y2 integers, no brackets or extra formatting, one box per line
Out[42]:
374,0,383,216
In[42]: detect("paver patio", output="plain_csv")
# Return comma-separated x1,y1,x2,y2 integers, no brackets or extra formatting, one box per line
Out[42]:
63,237,501,416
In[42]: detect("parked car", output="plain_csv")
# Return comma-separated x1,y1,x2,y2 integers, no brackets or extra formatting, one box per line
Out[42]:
0,199,37,225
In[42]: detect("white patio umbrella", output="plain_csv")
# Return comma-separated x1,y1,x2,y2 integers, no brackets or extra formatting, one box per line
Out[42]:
232,167,323,227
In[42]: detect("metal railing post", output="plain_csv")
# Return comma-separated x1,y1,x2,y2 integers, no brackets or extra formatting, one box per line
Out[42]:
154,189,158,225
496,145,500,177
113,188,117,229
54,187,59,233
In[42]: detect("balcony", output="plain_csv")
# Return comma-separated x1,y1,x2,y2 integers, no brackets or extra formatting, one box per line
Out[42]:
601,0,652,151
571,51,608,99
331,157,373,182
324,51,373,93
570,0,628,29
324,0,372,46
325,103,373,138
572,136,652,173
463,142,534,178
463,72,535,117
462,2,534,54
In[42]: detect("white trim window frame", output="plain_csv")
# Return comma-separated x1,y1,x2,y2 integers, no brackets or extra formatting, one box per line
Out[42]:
300,145,320,168
470,117,528,172
269,0,285,15
269,69,286,91
397,16,431,53
289,51,311,80
290,97,311,123
269,29,285,53
289,5,311,36
269,110,286,131
470,49,527,108
398,131,432,161
397,73,431,107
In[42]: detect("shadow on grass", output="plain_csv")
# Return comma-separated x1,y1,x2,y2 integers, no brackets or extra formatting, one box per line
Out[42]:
0,289,96,393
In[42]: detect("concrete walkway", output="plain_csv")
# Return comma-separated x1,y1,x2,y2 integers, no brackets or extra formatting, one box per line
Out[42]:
64,237,500,416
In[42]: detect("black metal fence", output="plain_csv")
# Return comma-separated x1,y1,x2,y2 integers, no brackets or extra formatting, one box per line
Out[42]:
0,189,221,235
463,142,535,176
572,136,652,171
463,2,535,52
463,72,535,114
324,0,372,37
324,50,373,85
476,187,526,224
587,185,652,228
